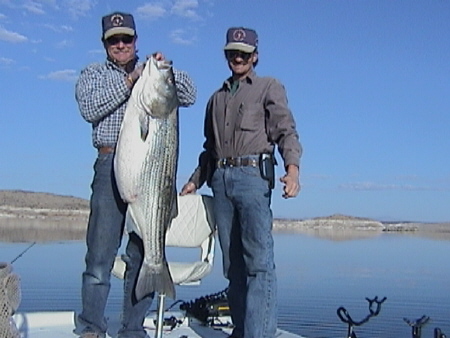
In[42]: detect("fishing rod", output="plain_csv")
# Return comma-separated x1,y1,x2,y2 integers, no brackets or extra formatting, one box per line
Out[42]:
10,241,36,264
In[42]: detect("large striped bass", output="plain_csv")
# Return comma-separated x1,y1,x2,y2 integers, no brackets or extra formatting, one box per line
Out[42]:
114,56,179,301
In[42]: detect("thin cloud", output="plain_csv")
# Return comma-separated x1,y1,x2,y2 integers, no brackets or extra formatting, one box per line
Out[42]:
394,174,420,181
38,0,59,8
170,29,195,45
135,3,167,20
0,56,14,65
39,69,78,82
0,26,27,42
308,174,332,180
171,0,200,20
43,24,74,33
338,181,436,191
23,1,46,15
26,0,59,8
55,39,73,48
0,13,6,20
88,48,104,55
0,0,14,7
135,0,204,22
61,25,73,32
65,0,96,18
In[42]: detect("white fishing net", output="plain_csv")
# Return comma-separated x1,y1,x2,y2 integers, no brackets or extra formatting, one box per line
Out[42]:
0,263,21,338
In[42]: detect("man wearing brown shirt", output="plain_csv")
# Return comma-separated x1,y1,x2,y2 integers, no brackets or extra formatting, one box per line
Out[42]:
181,27,302,338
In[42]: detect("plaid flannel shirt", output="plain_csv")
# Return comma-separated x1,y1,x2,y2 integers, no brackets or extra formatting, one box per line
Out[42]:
75,59,196,149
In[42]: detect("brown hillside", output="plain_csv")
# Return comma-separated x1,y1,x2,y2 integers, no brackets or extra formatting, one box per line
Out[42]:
0,190,89,210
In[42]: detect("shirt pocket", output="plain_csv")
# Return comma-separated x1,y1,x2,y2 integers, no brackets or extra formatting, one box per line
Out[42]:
237,103,265,131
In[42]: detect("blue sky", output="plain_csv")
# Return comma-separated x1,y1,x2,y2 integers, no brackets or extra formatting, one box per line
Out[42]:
0,0,449,222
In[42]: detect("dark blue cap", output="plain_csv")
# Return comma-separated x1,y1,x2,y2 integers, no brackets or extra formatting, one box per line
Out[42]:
102,12,136,39
224,27,258,53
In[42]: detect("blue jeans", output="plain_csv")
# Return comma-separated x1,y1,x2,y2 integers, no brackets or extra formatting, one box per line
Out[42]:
118,232,154,338
78,153,153,338
211,164,277,338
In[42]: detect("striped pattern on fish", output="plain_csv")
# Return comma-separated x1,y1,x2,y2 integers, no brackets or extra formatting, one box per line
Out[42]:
114,56,179,301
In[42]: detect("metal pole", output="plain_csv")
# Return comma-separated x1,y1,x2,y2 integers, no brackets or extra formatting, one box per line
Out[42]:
155,293,166,338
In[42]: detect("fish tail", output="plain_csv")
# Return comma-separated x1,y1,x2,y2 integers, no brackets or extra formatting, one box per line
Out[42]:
135,262,176,301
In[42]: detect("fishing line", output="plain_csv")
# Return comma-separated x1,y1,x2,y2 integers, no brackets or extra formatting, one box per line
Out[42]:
10,241,36,264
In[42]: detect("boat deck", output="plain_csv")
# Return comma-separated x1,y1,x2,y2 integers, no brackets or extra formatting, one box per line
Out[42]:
12,311,304,337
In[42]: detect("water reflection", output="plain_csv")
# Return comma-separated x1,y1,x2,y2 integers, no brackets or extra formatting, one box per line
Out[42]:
1,231,450,337
0,218,85,242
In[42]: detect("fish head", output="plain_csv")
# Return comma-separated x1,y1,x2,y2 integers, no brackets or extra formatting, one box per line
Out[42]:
136,56,179,118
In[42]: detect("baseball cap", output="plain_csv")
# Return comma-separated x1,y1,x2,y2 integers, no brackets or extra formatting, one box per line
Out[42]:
102,12,136,40
224,27,258,53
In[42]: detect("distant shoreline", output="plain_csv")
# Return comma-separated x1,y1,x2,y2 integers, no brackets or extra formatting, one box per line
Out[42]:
1,205,449,243
1,189,449,242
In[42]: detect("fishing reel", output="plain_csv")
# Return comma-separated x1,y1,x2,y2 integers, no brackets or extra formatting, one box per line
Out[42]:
179,288,230,325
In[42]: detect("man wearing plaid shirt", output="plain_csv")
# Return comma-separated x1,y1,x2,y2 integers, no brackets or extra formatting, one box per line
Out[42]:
74,11,196,338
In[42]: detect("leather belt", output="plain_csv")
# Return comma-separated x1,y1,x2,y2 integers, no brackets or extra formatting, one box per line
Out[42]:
98,146,115,154
216,157,259,168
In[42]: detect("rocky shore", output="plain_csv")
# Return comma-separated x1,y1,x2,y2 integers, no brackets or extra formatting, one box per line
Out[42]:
1,190,449,242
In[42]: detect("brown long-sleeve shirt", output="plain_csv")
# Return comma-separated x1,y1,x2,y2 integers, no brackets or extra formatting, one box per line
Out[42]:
189,70,302,188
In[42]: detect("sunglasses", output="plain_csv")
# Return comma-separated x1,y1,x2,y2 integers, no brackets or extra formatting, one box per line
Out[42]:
105,35,134,45
225,50,253,61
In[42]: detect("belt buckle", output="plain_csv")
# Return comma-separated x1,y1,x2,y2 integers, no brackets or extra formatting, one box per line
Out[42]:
218,157,246,168
231,157,242,167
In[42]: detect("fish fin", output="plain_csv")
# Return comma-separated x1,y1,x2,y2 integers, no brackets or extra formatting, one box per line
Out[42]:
139,112,149,141
125,207,141,237
135,262,175,301
167,187,178,231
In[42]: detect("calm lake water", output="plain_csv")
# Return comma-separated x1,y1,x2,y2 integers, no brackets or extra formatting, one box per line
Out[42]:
1,232,450,338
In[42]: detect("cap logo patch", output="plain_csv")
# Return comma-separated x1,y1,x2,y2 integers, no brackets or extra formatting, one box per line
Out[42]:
111,14,124,27
233,29,246,42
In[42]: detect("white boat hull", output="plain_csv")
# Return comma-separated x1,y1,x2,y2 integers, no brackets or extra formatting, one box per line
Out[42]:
12,311,304,337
